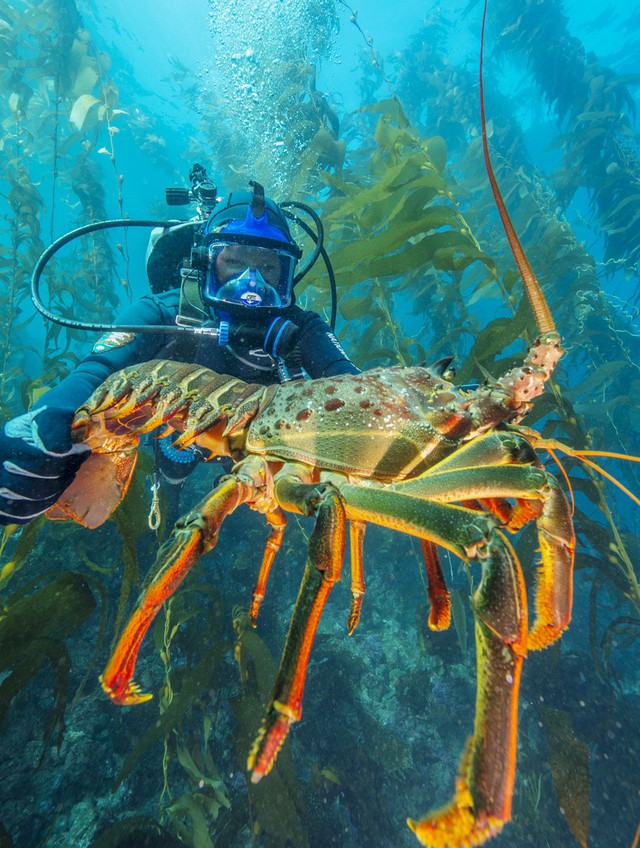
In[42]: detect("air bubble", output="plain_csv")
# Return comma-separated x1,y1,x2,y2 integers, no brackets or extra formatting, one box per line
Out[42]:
206,0,339,189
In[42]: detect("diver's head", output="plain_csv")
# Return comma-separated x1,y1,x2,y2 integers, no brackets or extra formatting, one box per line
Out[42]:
202,181,301,312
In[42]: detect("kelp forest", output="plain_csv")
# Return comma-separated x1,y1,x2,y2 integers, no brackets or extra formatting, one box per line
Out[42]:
0,0,639,846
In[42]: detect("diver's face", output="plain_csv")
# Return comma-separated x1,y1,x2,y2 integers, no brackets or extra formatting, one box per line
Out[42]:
215,244,282,286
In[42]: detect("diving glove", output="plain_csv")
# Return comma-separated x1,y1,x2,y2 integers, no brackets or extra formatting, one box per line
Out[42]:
0,405,90,525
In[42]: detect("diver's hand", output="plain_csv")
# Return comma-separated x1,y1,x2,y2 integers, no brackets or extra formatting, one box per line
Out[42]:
230,317,300,357
0,406,90,525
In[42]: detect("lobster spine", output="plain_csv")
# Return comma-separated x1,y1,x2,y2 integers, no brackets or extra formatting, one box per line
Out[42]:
467,332,563,431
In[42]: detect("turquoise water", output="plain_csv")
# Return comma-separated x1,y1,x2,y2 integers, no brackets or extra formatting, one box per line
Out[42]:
0,0,639,846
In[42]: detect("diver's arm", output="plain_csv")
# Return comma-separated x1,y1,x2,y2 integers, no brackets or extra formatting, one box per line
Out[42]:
293,309,360,378
33,293,178,411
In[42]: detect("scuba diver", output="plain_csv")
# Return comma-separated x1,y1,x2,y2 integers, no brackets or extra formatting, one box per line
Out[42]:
0,171,358,526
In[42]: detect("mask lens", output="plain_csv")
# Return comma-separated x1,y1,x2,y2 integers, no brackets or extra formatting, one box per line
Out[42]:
204,241,295,308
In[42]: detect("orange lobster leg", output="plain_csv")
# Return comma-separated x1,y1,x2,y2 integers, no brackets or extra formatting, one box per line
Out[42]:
421,539,451,631
249,509,287,627
332,481,532,846
347,520,366,635
527,476,575,649
408,533,528,847
248,478,346,782
100,474,255,705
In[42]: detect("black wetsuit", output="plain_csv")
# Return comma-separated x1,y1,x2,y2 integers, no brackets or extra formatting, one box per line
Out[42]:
40,288,358,413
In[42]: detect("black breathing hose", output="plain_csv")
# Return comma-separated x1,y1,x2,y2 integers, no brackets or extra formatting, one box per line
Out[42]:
31,218,206,335
282,202,324,280
282,202,337,330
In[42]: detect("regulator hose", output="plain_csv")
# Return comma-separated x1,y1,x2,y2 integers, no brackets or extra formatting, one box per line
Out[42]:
30,218,204,335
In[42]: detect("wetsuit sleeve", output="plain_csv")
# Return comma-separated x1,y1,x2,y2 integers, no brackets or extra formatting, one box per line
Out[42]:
33,294,177,412
293,309,360,378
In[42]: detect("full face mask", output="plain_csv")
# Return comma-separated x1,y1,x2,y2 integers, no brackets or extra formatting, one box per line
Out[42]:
205,240,297,308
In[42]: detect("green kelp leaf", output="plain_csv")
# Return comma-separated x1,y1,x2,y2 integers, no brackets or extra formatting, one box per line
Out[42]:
373,116,413,154
69,573,108,709
165,724,232,840
617,72,640,87
466,271,502,306
358,98,405,120
602,194,640,227
8,313,37,334
538,706,589,847
601,617,640,689
398,336,427,363
0,524,19,558
114,580,226,788
576,109,620,124
317,170,360,198
373,176,448,229
326,156,434,224
165,794,213,848
339,294,374,320
367,346,402,365
231,613,309,848
69,93,101,132
111,450,153,639
431,246,491,274
0,571,96,668
308,124,345,163
0,572,96,748
519,392,561,428
501,268,522,295
564,360,628,401
0,516,45,589
573,395,640,427
358,229,483,281
174,741,230,814
359,96,411,130
71,63,99,98
333,182,454,257
383,155,431,192
456,297,533,384
425,135,447,173
352,318,385,364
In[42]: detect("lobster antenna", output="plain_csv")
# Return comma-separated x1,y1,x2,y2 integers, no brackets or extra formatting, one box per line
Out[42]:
479,0,556,335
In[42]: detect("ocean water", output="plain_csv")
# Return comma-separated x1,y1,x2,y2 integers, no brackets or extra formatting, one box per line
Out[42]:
0,0,639,846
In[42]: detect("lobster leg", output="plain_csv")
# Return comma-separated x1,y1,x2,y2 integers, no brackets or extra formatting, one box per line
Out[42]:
408,531,527,847
421,539,451,631
332,485,530,846
347,520,366,635
249,508,287,627
248,486,495,786
527,475,574,649
248,473,346,782
101,471,259,705
377,432,574,649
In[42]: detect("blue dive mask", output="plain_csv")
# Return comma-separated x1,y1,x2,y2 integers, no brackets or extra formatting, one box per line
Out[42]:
203,240,297,309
